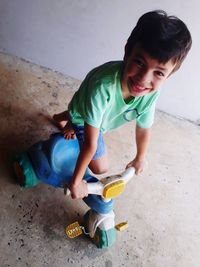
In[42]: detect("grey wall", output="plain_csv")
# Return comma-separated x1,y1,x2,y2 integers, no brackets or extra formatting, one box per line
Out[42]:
0,0,199,123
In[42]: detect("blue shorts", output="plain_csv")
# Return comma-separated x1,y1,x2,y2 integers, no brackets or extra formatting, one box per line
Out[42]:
72,124,106,160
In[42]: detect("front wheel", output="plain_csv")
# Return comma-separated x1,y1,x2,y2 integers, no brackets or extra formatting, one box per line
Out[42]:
83,210,116,249
92,227,116,249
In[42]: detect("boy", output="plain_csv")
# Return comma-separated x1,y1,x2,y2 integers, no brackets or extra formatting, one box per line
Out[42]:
53,10,192,199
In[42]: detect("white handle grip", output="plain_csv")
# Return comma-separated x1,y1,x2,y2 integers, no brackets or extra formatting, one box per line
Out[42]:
65,181,104,196
121,167,135,184
87,182,104,195
65,167,135,197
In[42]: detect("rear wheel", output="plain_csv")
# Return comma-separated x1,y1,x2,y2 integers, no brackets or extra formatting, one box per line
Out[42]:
13,152,40,188
14,161,25,186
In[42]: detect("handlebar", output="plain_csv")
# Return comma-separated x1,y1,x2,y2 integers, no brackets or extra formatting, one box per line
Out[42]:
66,167,135,200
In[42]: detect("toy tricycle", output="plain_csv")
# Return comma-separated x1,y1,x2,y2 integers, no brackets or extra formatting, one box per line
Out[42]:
13,133,135,248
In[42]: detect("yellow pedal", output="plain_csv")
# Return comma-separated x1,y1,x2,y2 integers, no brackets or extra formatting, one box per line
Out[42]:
65,221,83,238
115,221,128,231
103,180,125,199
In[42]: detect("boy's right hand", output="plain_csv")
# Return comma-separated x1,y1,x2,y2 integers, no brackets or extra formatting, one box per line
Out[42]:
69,180,88,199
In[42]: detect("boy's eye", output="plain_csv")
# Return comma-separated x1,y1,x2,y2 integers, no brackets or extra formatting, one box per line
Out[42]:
155,71,165,77
134,58,144,67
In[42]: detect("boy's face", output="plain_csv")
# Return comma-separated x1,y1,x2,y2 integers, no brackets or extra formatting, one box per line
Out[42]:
121,44,176,99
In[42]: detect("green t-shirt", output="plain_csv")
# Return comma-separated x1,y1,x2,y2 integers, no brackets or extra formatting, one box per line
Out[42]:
68,61,160,133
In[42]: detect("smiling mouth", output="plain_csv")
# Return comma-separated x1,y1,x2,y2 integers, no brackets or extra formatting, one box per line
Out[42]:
133,85,146,92
128,78,149,93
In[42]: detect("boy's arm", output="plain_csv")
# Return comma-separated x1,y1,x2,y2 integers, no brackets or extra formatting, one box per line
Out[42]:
126,124,151,175
70,123,99,199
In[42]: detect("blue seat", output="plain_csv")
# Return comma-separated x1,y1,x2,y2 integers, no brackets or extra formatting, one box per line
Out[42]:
27,133,113,214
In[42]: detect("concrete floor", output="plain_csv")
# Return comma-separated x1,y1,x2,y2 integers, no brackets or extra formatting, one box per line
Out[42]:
0,52,200,267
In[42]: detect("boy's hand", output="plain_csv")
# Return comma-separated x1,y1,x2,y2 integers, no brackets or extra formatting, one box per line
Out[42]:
63,128,76,140
69,180,88,199
62,122,76,140
126,158,146,175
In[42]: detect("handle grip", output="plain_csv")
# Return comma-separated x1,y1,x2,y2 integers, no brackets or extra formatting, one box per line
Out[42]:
65,167,135,198
65,181,103,196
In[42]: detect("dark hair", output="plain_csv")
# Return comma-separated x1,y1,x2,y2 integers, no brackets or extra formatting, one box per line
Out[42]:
124,10,192,72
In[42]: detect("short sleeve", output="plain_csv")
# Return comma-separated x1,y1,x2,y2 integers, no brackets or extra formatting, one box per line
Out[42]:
136,101,156,128
83,82,109,128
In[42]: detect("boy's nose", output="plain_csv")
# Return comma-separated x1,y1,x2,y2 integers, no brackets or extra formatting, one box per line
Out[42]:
137,71,152,86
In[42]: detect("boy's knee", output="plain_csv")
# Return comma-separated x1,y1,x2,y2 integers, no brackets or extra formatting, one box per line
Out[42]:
89,161,109,175
92,166,108,175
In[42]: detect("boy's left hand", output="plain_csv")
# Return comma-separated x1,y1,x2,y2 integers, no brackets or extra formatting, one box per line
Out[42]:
126,158,146,175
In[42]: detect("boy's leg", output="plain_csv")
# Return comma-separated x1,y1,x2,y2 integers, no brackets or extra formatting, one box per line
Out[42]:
74,125,109,174
89,153,109,174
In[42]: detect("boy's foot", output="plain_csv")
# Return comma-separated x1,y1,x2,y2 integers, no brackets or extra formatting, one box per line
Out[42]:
53,112,76,140
41,113,66,130
42,112,76,139
53,113,67,130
